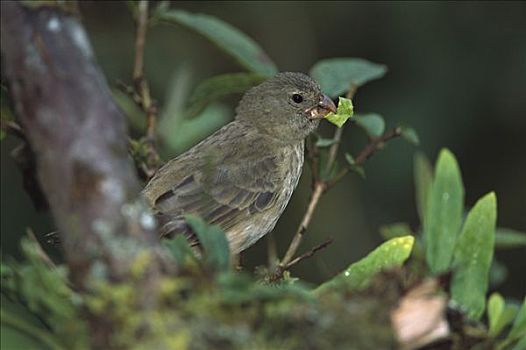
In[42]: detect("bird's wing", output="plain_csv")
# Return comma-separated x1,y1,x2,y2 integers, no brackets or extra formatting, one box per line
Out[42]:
143,125,285,243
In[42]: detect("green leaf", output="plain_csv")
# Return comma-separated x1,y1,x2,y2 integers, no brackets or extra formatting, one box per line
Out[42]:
379,223,413,240
508,298,526,342
354,113,385,137
316,236,414,293
185,215,231,273
495,228,526,250
488,293,518,338
325,96,354,128
156,10,278,76
1,299,64,350
510,336,526,350
345,153,356,165
400,126,420,145
315,137,337,148
413,152,433,226
424,149,465,274
451,192,497,320
111,88,147,132
186,73,267,117
310,58,387,98
163,235,198,267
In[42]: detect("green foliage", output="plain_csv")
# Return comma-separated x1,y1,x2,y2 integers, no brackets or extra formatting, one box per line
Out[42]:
309,58,387,98
508,298,526,344
344,153,365,178
399,126,420,145
354,113,385,137
155,10,278,76
451,192,496,319
316,236,414,293
314,136,337,148
163,234,199,267
413,152,433,224
325,96,354,128
424,148,465,274
186,73,267,117
494,228,526,250
1,238,88,350
185,215,231,273
487,293,518,338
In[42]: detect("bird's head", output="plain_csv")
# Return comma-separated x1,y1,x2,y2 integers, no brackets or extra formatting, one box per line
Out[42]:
236,72,336,142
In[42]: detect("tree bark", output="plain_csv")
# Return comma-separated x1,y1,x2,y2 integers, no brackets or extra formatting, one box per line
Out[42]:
1,2,164,346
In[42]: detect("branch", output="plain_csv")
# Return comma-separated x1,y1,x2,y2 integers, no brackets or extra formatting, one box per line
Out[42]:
282,238,333,270
326,127,402,190
132,0,160,178
1,2,166,346
280,181,325,267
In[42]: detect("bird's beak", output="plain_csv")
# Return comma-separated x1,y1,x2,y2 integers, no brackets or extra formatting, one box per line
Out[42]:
306,94,337,120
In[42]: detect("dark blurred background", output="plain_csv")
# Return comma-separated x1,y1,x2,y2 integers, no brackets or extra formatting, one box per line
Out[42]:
2,1,525,298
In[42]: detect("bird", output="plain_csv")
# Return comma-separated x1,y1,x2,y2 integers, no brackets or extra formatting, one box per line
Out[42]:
142,72,336,255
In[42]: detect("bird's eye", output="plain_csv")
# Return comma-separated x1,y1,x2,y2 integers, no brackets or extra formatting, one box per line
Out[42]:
292,94,304,103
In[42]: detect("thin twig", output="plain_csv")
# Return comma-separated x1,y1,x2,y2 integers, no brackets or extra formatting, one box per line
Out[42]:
280,181,326,267
282,238,333,270
326,127,402,190
267,232,278,270
132,0,160,178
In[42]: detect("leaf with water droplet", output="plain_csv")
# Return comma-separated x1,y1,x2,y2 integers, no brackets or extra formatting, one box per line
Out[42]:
316,236,414,293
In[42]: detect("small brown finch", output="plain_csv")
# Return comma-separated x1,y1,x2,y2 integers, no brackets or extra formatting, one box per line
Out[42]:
143,72,336,254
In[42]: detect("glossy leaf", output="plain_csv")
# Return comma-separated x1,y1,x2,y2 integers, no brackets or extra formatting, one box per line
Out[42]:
424,149,464,274
495,228,526,250
451,192,497,320
156,10,278,76
325,96,354,128
186,215,231,272
354,113,385,137
310,58,387,98
186,73,267,117
316,236,414,292
413,152,433,225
